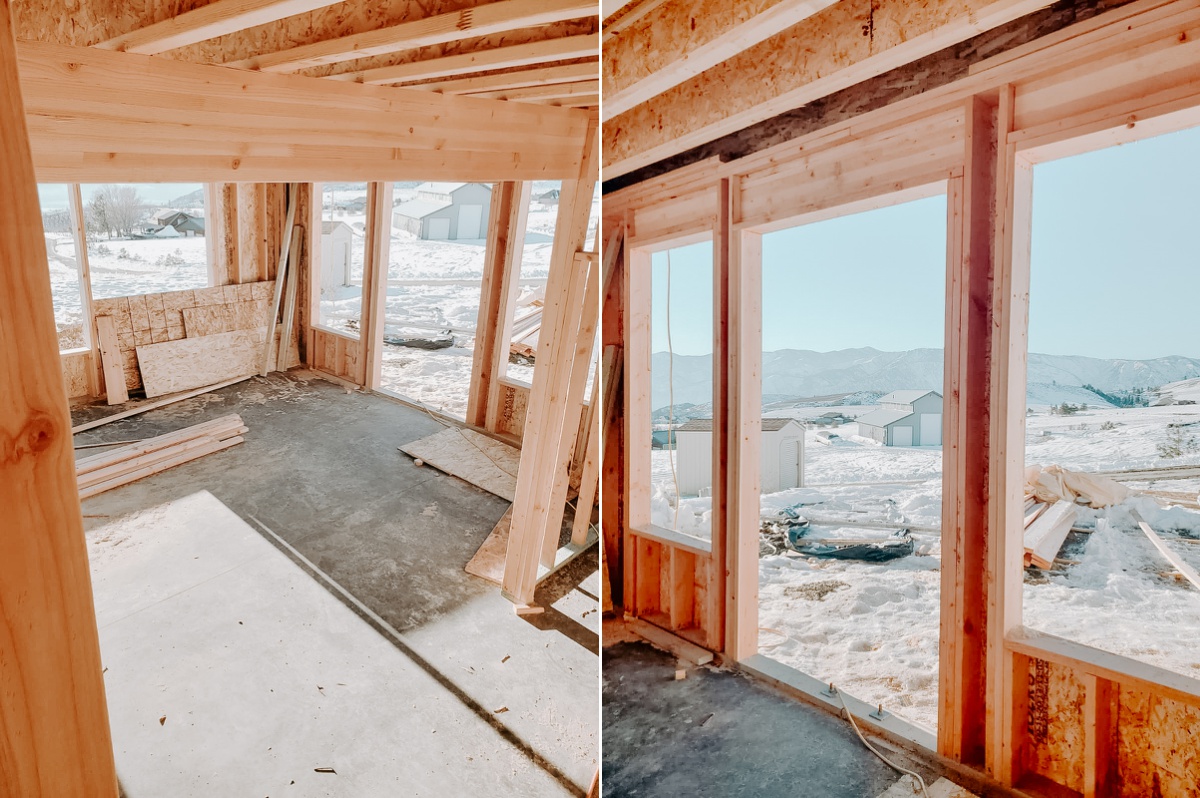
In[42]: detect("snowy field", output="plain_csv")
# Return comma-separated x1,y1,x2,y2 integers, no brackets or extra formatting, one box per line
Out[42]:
651,401,1200,732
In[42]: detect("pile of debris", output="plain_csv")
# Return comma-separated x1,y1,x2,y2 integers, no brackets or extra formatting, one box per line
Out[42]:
1023,464,1130,569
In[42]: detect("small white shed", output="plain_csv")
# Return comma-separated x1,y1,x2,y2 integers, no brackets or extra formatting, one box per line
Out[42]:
672,418,805,496
320,221,355,293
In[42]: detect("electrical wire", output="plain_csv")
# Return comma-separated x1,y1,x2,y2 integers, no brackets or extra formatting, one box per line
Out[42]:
665,249,681,529
834,688,931,798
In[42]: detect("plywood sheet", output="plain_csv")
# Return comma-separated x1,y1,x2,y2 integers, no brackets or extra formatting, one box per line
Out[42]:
399,427,520,502
465,506,513,586
136,327,266,398
181,299,270,338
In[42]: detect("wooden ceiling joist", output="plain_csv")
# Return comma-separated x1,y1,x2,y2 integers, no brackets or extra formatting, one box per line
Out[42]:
603,0,1054,180
326,33,598,86
417,61,597,94
546,94,598,108
18,40,590,182
227,0,595,73
469,79,599,101
94,0,344,55
602,0,838,121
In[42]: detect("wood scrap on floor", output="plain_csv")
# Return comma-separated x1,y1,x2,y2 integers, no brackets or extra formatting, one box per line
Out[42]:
465,506,512,585
71,375,255,434
76,414,246,499
1023,500,1078,569
399,427,520,502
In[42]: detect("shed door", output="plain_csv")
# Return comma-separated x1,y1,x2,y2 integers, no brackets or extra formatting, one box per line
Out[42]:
427,217,451,240
920,413,942,446
458,204,483,239
778,438,800,490
892,426,913,447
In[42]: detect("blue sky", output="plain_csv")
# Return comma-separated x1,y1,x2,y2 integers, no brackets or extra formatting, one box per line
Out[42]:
652,125,1200,360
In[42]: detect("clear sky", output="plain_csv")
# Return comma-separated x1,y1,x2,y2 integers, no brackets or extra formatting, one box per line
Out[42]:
36,183,203,211
651,124,1200,360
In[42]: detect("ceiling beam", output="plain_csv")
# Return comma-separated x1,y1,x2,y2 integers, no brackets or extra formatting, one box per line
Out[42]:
604,0,1054,180
603,0,838,121
17,41,590,182
469,79,599,101
227,0,596,73
415,61,597,94
94,0,344,55
325,33,598,85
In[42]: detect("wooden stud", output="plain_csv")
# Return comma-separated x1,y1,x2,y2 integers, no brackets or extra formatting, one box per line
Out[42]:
0,4,118,790
1082,674,1118,798
67,182,100,397
262,183,299,374
277,226,303,371
361,181,393,389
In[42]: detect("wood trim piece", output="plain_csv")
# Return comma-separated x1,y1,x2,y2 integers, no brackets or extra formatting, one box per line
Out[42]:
0,4,118,789
228,0,596,73
327,34,599,86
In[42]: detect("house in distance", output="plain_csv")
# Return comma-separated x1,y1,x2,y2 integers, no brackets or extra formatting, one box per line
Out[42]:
392,182,492,241
856,390,943,446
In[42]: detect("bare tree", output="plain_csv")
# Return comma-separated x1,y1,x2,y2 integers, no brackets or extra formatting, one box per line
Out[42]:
87,184,145,239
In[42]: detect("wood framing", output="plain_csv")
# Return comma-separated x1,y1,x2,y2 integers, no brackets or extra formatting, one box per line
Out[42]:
606,3,1200,795
361,181,393,389
0,3,117,790
17,41,592,183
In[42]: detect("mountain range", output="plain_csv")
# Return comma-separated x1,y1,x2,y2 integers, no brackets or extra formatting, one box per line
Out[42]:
650,347,1200,411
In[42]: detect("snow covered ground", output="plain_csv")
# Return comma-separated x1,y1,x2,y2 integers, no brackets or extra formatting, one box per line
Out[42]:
651,402,1200,732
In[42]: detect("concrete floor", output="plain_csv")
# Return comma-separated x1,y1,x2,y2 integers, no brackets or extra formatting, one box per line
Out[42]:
76,372,599,796
602,641,940,798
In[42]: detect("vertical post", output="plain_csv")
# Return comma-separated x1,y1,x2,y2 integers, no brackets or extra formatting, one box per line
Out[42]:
939,94,998,766
203,183,223,285
986,84,1034,785
0,6,119,793
623,245,652,612
68,182,100,396
307,182,324,357
724,176,762,662
1082,675,1117,798
236,182,268,283
361,181,393,389
709,178,731,652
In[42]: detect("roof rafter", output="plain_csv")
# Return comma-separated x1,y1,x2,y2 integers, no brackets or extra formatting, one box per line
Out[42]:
228,0,594,73
468,79,598,101
325,33,598,86
415,61,597,94
94,0,345,55
602,0,839,121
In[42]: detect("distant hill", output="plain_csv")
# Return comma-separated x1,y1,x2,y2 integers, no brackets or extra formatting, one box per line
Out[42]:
169,188,205,208
650,347,1200,412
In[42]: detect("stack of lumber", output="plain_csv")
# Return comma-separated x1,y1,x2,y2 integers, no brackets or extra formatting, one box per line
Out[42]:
1023,499,1079,569
509,286,545,359
75,414,246,499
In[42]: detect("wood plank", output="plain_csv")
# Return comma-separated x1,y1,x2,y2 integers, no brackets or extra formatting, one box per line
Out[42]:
1130,509,1200,591
262,183,299,375
71,376,255,434
277,227,302,371
1023,500,1078,570
136,328,267,398
78,435,243,499
417,62,599,95
360,182,393,389
468,79,600,101
95,314,128,404
625,615,714,666
1082,674,1117,798
67,183,99,396
228,0,596,73
327,34,599,86
465,506,513,586
77,430,246,490
0,0,118,787
76,414,244,476
95,0,345,55
602,0,838,120
399,427,520,502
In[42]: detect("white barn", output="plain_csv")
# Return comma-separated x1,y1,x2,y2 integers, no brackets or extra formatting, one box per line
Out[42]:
319,220,355,294
392,182,492,241
856,390,944,446
673,418,805,496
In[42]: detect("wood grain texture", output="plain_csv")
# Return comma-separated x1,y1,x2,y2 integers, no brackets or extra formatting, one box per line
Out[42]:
0,2,118,791
136,327,267,397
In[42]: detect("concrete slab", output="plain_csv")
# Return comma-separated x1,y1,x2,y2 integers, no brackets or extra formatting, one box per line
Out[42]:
76,373,598,794
602,641,937,798
93,491,569,797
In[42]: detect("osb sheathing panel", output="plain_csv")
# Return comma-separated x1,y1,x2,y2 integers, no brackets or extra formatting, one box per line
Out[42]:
603,0,829,98
11,0,596,79
1117,689,1200,797
1023,659,1086,793
495,381,530,439
61,350,92,398
602,0,1043,177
